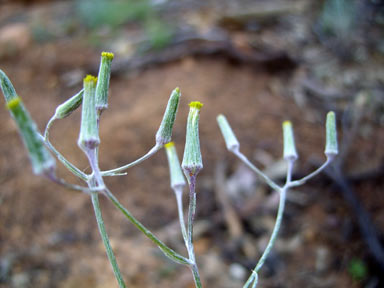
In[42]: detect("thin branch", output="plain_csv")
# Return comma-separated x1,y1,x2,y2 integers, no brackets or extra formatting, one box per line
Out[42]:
101,145,162,176
173,186,188,248
233,150,281,191
45,173,98,194
104,187,191,266
91,191,126,288
42,117,88,181
243,187,286,287
288,157,332,188
186,176,202,288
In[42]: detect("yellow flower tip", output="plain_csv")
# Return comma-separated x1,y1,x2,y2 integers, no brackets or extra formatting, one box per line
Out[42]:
283,120,292,128
101,51,114,60
6,96,21,110
189,101,203,110
84,75,98,85
164,141,175,149
175,87,180,93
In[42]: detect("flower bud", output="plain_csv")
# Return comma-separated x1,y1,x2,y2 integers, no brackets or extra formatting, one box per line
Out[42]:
95,52,114,112
155,87,181,146
325,111,338,158
54,90,84,119
282,121,298,161
165,142,186,189
216,114,239,152
78,75,99,151
6,97,56,175
0,69,17,102
182,101,203,181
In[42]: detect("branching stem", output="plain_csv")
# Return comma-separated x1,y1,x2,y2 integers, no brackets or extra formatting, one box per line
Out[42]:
101,145,162,176
43,117,88,181
104,187,192,266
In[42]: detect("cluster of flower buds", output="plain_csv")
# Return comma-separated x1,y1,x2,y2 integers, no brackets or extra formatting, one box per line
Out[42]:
218,112,338,160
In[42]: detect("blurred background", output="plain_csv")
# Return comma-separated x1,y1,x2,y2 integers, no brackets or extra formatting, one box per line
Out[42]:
0,0,383,287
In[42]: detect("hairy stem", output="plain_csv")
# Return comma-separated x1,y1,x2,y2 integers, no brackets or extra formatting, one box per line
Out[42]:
101,145,161,176
256,187,286,271
104,188,191,265
233,150,281,191
243,187,286,288
174,186,188,248
43,117,88,181
86,147,126,288
288,158,331,187
186,176,202,288
91,191,126,288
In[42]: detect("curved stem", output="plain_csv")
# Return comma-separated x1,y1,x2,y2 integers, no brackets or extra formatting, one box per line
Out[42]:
46,173,96,194
256,187,286,271
104,188,191,266
101,145,161,176
288,158,331,188
43,117,88,181
243,187,286,287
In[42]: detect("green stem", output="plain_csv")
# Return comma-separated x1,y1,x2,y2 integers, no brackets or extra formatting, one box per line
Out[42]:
43,117,88,181
288,158,332,187
174,187,188,248
101,145,161,176
46,173,95,193
85,146,126,288
243,187,286,288
104,188,191,266
191,264,202,288
91,192,126,288
186,176,202,288
256,187,286,271
233,150,281,191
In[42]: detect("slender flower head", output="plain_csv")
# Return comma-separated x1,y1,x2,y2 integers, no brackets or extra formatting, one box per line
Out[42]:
155,87,181,146
78,75,99,151
325,111,338,158
282,120,298,161
4,96,56,176
165,142,186,190
217,114,240,152
1,70,56,176
95,52,114,112
182,101,203,182
54,90,84,119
